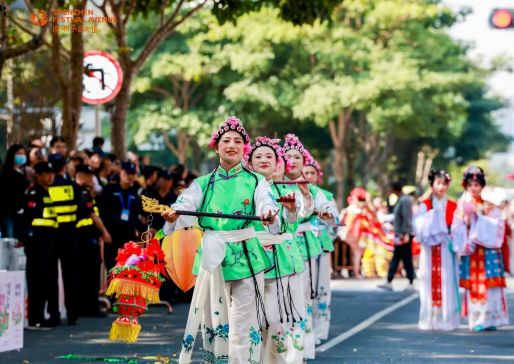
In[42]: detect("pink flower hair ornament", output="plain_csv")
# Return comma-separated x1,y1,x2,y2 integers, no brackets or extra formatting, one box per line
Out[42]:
282,134,312,166
461,164,486,188
304,149,323,183
279,146,293,174
209,116,251,155
244,136,292,173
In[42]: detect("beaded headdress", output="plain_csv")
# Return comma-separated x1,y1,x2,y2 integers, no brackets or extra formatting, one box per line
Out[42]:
209,116,251,155
282,134,311,166
304,150,323,183
244,136,292,173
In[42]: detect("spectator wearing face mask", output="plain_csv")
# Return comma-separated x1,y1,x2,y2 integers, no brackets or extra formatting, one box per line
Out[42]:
0,145,31,238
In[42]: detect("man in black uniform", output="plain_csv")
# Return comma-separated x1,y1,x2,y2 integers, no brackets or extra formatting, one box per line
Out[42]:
74,165,112,317
102,162,141,271
19,161,57,330
47,153,82,325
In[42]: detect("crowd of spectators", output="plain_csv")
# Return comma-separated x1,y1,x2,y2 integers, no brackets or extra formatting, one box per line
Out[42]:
0,136,199,330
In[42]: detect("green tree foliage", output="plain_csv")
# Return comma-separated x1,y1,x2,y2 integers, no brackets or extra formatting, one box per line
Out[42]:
89,0,341,160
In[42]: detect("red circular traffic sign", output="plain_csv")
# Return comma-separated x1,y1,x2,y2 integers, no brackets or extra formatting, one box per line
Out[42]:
82,50,123,105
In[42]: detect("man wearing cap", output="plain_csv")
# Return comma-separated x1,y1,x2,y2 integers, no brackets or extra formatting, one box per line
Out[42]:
47,153,84,325
74,165,112,317
141,165,160,194
18,161,58,330
101,161,141,270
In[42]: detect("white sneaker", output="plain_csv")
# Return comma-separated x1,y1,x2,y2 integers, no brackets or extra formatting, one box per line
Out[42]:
377,282,392,291
404,283,416,292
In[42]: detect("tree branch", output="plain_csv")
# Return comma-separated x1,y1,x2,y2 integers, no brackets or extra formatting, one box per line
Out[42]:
133,0,205,72
93,0,116,30
7,15,70,60
123,0,138,26
162,129,181,158
329,119,340,149
22,0,34,13
160,0,169,27
0,0,57,61
151,85,174,99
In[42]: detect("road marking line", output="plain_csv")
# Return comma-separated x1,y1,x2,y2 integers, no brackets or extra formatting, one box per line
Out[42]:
316,292,419,354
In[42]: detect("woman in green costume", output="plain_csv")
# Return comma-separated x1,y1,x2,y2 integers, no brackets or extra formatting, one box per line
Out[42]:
303,152,339,343
280,134,335,360
246,137,313,364
162,117,281,364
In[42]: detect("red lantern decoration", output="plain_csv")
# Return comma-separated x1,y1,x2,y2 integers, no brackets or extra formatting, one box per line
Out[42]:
110,295,148,342
102,239,167,342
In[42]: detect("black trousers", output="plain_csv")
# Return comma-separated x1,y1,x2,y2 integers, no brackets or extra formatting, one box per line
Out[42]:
48,229,79,323
77,236,101,316
25,233,55,325
387,238,415,283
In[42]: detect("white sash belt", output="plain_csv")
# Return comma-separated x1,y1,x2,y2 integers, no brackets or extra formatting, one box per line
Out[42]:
297,222,311,233
255,231,293,245
201,227,255,273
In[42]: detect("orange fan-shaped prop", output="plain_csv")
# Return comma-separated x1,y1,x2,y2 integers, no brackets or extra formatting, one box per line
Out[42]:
161,227,202,292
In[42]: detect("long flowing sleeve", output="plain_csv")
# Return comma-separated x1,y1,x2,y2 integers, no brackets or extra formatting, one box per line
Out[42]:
470,207,504,249
162,181,203,236
293,191,314,222
255,178,281,235
413,202,448,247
314,190,336,227
451,207,473,255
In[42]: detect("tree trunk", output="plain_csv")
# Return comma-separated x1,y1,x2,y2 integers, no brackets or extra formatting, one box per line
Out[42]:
329,109,352,208
332,146,346,209
177,129,190,165
191,139,202,171
51,31,72,145
65,2,86,154
111,69,133,160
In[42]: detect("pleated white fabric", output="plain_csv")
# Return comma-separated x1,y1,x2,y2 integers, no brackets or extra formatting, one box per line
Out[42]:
313,253,331,339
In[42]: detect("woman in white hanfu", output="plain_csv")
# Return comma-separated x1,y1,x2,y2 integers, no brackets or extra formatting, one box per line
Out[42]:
414,170,460,331
451,165,509,331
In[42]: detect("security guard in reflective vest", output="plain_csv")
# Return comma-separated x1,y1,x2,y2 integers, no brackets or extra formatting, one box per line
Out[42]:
74,164,112,317
19,161,57,330
47,153,82,325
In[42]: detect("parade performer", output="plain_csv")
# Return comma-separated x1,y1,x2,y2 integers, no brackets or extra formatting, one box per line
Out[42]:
302,152,338,343
280,134,335,360
414,170,460,331
273,150,311,364
342,188,393,279
162,117,281,364
451,165,509,331
246,136,313,364
361,197,394,279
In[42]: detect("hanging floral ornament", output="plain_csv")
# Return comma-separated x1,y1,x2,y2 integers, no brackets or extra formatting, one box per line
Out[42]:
110,294,148,342
102,239,167,342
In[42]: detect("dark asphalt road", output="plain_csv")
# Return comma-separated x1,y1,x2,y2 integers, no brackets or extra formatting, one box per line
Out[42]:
2,286,513,364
